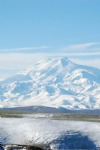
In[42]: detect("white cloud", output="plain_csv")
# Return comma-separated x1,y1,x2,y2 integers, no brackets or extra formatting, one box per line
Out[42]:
71,58,100,69
0,42,100,78
65,52,100,56
63,42,100,51
0,53,46,70
0,52,99,70
0,46,48,52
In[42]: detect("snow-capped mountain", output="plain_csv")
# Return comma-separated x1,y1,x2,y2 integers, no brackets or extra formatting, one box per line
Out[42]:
0,57,100,109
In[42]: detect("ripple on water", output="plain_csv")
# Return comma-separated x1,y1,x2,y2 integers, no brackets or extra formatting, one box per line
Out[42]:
49,132,98,150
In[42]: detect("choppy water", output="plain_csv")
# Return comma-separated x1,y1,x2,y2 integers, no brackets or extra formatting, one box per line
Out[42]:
0,117,100,149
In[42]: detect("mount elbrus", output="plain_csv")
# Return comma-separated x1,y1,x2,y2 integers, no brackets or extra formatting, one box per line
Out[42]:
0,57,100,110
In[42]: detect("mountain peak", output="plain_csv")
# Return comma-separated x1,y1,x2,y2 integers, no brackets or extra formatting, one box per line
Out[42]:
46,56,69,62
42,57,71,67
60,57,69,66
0,57,100,110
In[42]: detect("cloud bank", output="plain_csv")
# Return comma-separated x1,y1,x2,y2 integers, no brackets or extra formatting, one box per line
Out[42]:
0,42,100,78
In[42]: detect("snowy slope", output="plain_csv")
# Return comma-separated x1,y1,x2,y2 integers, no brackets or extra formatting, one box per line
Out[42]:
0,57,100,109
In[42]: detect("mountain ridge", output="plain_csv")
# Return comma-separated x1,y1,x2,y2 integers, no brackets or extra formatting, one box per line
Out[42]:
0,57,100,109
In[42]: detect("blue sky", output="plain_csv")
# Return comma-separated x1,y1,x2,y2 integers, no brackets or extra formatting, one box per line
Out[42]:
0,0,100,78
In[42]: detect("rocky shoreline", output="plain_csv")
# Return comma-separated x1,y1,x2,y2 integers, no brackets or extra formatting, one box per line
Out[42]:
0,144,51,150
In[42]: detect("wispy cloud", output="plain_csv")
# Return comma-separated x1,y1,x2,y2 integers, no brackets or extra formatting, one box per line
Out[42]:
67,42,99,50
71,58,100,69
63,42,100,51
64,52,100,56
0,46,49,53
0,53,45,70
0,42,100,78
0,42,100,55
0,52,100,78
